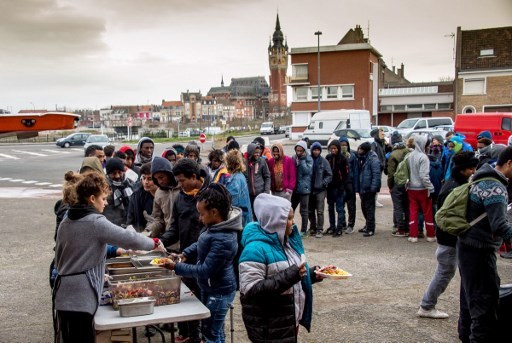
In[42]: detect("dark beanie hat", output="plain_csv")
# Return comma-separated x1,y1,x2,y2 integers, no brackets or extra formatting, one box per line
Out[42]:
370,128,379,138
453,151,478,170
359,142,372,153
106,158,125,174
227,140,240,151
477,130,492,141
432,135,444,144
253,137,265,148
391,131,403,145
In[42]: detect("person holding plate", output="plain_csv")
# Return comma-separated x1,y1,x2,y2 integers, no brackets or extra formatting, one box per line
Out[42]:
238,193,323,342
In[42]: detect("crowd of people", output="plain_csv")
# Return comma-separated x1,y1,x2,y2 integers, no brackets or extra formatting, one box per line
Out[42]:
50,128,512,342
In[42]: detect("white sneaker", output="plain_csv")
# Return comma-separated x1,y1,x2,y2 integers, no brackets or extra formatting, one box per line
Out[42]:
375,200,384,208
426,236,437,242
408,237,418,243
417,307,449,319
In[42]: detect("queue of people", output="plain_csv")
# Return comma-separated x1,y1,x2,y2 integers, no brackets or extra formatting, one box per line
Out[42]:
51,131,512,343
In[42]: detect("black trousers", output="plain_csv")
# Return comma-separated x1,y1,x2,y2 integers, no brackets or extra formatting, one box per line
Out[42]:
457,241,500,343
360,192,376,232
345,183,356,227
291,193,309,232
57,311,94,343
390,185,409,231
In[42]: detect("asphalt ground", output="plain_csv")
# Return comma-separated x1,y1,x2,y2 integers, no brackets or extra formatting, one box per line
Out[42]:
2,191,512,343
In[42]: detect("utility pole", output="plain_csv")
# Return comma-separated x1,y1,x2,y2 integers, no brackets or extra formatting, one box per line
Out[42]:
315,31,322,113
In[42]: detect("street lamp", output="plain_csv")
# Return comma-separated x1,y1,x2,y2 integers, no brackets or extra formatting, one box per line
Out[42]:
315,31,322,113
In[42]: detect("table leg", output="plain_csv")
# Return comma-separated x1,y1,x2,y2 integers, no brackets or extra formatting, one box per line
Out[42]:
170,323,175,343
148,325,166,343
132,327,137,343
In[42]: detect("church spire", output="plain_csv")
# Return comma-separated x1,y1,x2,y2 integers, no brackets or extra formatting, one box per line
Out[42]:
221,75,224,87
272,13,284,48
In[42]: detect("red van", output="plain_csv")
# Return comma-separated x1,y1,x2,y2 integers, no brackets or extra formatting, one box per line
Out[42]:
454,113,512,148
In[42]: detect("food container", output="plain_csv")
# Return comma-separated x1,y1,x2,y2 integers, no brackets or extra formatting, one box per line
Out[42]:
117,297,156,317
109,273,181,310
109,270,172,283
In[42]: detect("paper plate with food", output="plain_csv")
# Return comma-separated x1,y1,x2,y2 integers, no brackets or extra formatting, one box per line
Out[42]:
315,265,352,280
149,257,171,266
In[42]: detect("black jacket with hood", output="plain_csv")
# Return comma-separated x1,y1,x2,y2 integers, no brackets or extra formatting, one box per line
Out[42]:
326,140,349,190
244,143,271,197
160,168,212,260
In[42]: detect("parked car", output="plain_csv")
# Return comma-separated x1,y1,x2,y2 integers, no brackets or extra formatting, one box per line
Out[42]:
327,128,374,148
56,132,90,148
83,134,110,151
396,117,454,136
260,122,276,135
404,128,450,142
284,126,291,138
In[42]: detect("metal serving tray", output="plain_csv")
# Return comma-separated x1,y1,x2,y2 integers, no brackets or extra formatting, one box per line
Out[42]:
118,297,156,317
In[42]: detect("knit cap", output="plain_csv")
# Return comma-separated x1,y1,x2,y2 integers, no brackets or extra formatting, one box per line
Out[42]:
391,131,403,145
106,158,125,174
359,142,372,153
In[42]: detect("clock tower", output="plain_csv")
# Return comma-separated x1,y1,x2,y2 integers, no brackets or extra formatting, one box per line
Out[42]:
268,14,288,117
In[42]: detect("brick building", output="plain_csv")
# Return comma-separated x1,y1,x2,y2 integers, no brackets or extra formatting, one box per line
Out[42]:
455,25,512,114
160,100,184,123
181,91,202,122
268,14,288,117
288,25,381,138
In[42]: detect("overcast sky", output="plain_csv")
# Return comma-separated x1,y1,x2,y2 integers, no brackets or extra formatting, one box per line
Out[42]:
0,0,510,113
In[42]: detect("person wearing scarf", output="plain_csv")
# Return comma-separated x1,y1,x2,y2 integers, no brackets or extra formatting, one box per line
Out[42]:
103,158,135,226
134,137,155,166
267,143,296,201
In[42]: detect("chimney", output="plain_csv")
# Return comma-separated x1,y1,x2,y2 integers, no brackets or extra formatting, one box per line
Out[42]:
400,63,405,78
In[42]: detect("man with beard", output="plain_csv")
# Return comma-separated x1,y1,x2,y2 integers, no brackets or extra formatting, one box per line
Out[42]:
103,158,135,226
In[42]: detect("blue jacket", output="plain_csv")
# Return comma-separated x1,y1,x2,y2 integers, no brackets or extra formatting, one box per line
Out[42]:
428,156,443,197
356,151,381,194
292,141,313,195
175,207,242,295
224,172,253,227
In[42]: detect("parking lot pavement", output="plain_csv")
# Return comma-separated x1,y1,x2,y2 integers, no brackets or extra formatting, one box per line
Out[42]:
2,193,512,342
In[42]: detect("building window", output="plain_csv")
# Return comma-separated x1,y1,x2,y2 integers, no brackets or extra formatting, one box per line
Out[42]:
327,86,338,99
480,49,494,57
438,103,451,110
462,105,476,114
380,105,392,111
341,85,354,99
292,64,308,80
463,78,485,95
311,87,321,100
407,104,422,110
295,87,308,101
394,105,406,111
424,104,437,110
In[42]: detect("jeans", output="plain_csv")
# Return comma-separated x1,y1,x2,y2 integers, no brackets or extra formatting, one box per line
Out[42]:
308,190,326,232
407,189,435,238
291,193,309,232
458,241,500,343
390,185,409,230
360,192,376,232
420,244,457,310
345,183,356,227
327,187,346,229
201,291,236,343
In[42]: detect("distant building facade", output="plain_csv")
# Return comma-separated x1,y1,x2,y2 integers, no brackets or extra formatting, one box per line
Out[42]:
181,91,202,122
288,25,381,139
268,14,289,117
455,25,512,114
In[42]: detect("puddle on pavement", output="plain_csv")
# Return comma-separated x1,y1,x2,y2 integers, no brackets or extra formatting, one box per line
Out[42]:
0,187,61,199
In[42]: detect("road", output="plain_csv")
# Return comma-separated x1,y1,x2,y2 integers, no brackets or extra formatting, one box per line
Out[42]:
1,135,512,342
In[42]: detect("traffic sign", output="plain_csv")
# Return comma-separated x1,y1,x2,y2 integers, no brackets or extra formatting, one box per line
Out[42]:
199,133,206,144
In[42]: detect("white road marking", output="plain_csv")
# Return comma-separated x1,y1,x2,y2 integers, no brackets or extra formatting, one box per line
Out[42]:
35,182,52,186
22,180,38,184
71,148,83,152
0,177,12,181
49,184,63,188
11,149,48,157
8,179,25,182
0,153,19,160
41,149,70,154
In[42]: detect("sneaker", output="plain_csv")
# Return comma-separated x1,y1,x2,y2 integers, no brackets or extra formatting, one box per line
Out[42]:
376,200,384,208
392,230,409,237
334,229,343,237
426,236,437,242
325,227,335,235
300,231,307,238
358,226,367,233
500,251,512,259
346,226,354,234
174,336,191,343
315,231,323,238
408,237,418,243
363,231,375,237
417,307,449,319
392,226,398,234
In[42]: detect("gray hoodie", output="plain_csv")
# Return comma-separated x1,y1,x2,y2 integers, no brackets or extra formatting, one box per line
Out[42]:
407,135,434,192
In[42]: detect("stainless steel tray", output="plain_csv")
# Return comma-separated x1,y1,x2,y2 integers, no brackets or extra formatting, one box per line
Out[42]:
109,270,174,283
118,297,156,317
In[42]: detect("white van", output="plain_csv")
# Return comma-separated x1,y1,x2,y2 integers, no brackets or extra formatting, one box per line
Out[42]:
302,110,371,146
396,117,453,136
260,122,275,135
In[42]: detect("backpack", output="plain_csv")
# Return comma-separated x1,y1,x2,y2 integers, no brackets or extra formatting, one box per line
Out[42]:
393,152,411,187
435,177,497,236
